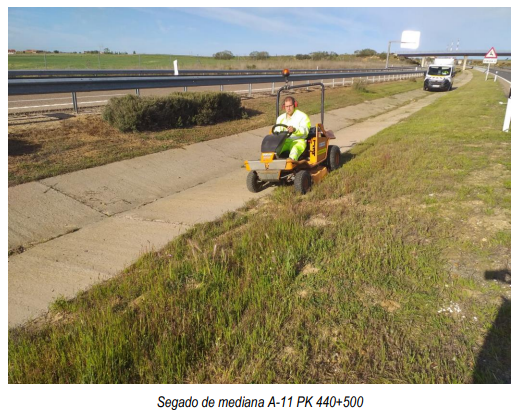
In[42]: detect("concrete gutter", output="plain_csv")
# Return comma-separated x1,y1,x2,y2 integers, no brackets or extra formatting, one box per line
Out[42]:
8,71,473,327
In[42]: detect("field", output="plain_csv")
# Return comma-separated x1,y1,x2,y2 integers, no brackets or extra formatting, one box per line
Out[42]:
8,53,411,71
8,70,510,383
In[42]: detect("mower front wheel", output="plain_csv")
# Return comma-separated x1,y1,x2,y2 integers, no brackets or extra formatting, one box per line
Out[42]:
294,170,312,194
246,171,262,193
327,145,341,171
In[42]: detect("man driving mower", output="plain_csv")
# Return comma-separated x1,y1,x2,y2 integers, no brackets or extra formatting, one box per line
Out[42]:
244,68,341,194
275,96,311,161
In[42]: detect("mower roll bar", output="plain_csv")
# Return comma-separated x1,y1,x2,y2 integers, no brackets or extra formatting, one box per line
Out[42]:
276,82,325,125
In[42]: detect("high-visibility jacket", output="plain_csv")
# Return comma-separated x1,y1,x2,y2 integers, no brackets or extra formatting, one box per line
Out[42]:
276,109,311,139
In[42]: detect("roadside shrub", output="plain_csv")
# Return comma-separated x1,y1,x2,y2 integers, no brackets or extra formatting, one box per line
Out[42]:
249,51,269,60
353,80,368,93
213,50,234,60
102,92,244,132
354,48,377,57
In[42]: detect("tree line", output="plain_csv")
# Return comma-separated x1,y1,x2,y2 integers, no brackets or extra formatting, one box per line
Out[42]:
212,48,390,60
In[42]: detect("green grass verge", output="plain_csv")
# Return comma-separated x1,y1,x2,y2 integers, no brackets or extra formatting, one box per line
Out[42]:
8,53,410,71
8,70,510,383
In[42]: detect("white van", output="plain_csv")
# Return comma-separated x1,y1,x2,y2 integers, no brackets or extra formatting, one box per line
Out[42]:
424,59,456,92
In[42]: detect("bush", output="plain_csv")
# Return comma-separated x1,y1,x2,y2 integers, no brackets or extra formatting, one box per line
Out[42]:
102,92,244,132
354,48,377,57
213,50,234,60
353,80,368,93
249,51,270,60
377,52,387,60
309,51,338,60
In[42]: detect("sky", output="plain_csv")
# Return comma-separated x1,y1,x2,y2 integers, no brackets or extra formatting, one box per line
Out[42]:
7,6,512,57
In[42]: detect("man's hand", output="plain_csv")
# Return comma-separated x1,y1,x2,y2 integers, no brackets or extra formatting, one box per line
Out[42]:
287,126,296,134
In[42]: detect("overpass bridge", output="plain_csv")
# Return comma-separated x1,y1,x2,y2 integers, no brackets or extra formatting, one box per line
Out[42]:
397,50,511,70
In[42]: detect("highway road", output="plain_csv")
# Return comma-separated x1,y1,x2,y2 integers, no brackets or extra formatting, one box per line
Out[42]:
7,84,277,114
8,72,420,115
7,82,339,114
489,67,511,83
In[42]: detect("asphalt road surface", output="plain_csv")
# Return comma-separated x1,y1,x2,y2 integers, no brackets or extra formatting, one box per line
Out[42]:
8,81,345,114
8,74,419,115
489,67,511,83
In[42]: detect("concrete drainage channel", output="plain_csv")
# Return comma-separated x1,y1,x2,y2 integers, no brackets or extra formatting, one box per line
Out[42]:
8,71,473,327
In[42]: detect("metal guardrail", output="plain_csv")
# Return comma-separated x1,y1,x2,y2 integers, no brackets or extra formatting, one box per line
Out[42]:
8,70,425,96
8,67,416,79
8,69,425,113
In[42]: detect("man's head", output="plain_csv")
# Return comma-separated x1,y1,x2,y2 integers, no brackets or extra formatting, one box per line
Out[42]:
283,96,296,116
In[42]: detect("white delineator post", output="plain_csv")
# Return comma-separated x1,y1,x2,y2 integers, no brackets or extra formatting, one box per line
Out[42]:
502,93,511,132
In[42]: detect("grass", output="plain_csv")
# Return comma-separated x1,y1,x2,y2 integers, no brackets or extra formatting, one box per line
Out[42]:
8,70,510,383
8,78,423,186
8,53,412,71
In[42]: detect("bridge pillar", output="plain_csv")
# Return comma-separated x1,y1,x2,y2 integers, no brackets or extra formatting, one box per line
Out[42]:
421,57,426,67
463,56,467,71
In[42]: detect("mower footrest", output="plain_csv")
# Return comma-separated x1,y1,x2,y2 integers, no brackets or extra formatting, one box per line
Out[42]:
246,160,287,171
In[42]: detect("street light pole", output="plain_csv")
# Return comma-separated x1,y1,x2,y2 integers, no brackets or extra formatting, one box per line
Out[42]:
386,40,413,69
385,40,399,68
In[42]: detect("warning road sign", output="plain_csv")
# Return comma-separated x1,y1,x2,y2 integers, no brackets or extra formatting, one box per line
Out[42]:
485,47,498,58
483,47,498,64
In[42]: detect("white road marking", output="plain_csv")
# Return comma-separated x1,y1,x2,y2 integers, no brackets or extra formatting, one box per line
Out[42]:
8,100,109,110
10,93,127,103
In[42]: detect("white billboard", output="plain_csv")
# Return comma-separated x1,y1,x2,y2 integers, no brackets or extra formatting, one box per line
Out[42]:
400,31,420,49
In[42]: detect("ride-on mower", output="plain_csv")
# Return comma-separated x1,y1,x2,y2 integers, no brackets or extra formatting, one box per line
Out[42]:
244,69,341,194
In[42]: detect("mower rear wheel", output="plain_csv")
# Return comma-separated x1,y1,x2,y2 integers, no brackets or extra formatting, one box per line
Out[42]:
246,171,262,193
327,145,341,171
294,170,312,194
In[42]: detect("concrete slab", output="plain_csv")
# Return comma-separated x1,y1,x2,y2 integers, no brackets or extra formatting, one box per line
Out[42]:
8,216,188,327
40,130,267,217
8,182,105,250
9,170,272,327
121,168,271,227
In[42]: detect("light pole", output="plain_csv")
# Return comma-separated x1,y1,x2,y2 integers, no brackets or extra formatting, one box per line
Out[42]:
386,41,413,68
385,31,421,69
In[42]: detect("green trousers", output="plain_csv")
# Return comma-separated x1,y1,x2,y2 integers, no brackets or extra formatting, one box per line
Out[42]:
279,138,307,161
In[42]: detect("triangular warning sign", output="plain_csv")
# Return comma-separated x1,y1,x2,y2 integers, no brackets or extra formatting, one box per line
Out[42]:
485,47,498,58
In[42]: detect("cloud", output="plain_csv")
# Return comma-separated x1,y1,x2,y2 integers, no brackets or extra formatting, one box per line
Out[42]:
180,8,291,34
287,8,379,35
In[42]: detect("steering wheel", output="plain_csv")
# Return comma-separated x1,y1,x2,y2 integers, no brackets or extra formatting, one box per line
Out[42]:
272,123,291,135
